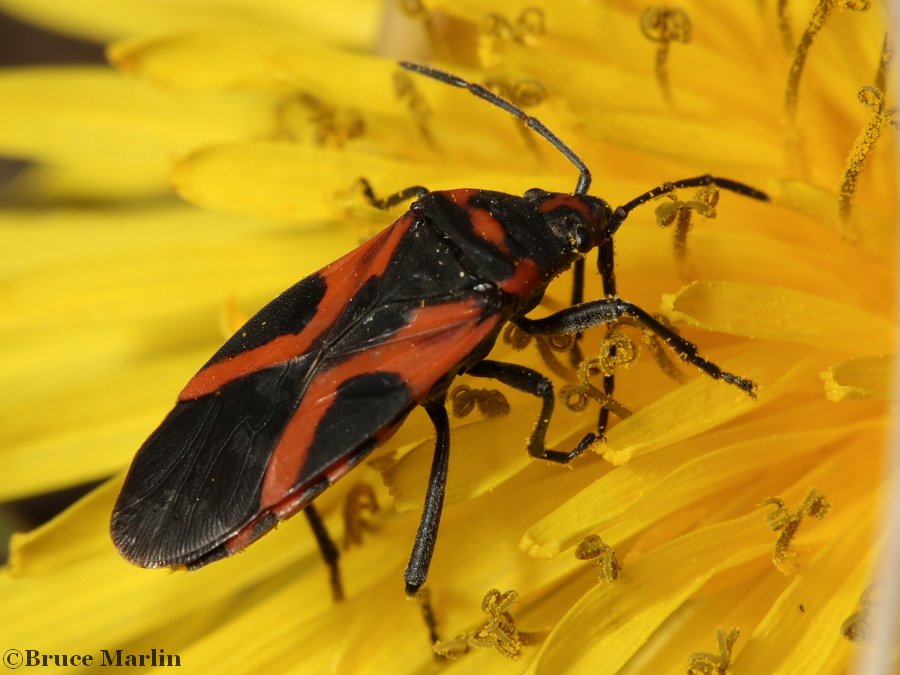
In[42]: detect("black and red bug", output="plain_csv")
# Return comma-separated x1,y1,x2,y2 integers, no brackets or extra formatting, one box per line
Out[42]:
111,62,768,600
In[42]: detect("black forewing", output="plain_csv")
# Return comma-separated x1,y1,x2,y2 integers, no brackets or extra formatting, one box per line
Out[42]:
111,203,512,568
111,358,313,566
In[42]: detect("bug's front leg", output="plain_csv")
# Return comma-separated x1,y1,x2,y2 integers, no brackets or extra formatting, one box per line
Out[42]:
514,297,756,448
571,233,618,435
516,297,757,396
593,233,619,437
467,360,599,464
357,178,429,210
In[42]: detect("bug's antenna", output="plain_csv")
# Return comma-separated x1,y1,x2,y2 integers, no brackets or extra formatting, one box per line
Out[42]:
400,61,592,195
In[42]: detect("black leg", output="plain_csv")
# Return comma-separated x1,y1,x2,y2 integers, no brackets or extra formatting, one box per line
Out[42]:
516,297,756,397
304,504,344,602
570,257,585,307
415,587,442,650
468,360,598,464
595,231,619,436
568,258,586,368
357,177,428,210
596,375,614,437
594,176,765,422
596,233,617,297
569,232,615,364
404,403,451,597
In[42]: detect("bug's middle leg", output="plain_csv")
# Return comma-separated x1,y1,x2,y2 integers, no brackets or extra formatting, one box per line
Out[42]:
357,178,428,210
467,360,598,464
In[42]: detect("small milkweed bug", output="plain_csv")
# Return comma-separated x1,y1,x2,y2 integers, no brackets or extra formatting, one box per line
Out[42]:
111,62,768,602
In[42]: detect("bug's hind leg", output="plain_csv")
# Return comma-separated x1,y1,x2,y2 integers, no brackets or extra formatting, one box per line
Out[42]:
404,403,452,597
415,587,443,652
357,178,428,210
304,504,345,603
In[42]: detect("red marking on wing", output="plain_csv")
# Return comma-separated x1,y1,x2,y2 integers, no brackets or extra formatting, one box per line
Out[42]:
178,214,416,400
222,429,384,554
259,298,500,508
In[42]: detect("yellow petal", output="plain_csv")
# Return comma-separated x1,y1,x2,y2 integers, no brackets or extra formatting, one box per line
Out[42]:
0,163,166,202
533,513,772,674
822,354,894,401
662,280,894,353
0,0,381,47
0,2,894,671
109,32,291,92
533,446,878,673
736,494,879,673
9,478,122,574
4,476,328,655
0,67,272,176
1,346,205,501
584,111,782,174
172,141,415,222
110,33,396,109
602,343,814,466
380,398,535,512
524,403,884,559
171,139,551,222
2,203,353,334
774,180,896,260
1,203,357,497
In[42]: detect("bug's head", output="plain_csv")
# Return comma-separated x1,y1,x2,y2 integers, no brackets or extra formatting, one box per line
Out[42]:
525,189,613,258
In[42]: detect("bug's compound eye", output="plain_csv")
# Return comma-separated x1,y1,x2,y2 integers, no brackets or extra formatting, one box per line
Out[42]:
569,219,594,253
524,187,551,203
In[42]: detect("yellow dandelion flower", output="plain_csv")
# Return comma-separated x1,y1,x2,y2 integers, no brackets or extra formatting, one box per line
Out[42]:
0,1,895,674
